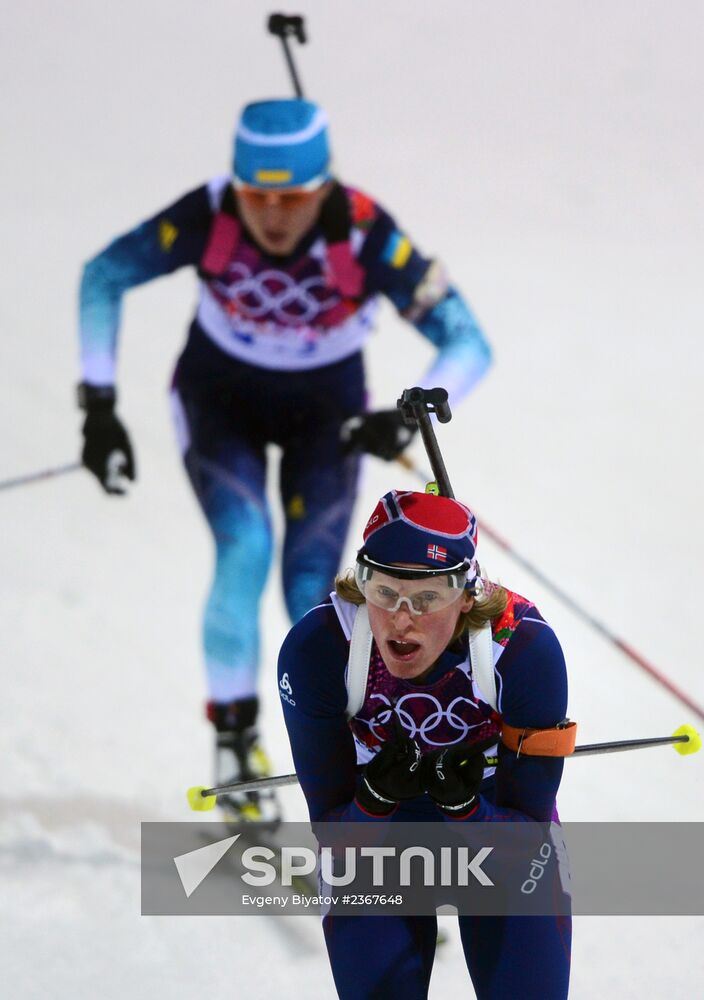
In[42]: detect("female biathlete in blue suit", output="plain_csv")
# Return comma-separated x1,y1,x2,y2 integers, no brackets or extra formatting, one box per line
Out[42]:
278,489,572,998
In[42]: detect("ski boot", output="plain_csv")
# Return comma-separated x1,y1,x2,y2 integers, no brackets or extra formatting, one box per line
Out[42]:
207,697,282,827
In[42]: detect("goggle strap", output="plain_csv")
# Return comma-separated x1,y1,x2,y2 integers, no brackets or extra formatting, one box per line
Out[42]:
356,554,470,581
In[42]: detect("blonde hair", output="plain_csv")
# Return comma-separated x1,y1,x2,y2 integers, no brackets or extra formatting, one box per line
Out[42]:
334,569,508,642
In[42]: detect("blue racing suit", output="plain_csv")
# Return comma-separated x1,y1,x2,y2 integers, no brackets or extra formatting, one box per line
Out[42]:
278,590,572,999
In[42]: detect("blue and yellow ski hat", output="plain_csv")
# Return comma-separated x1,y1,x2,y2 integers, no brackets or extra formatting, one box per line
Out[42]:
233,98,331,189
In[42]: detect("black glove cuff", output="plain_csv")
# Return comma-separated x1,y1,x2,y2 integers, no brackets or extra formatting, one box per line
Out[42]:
355,777,398,816
77,382,117,413
434,795,479,819
436,794,478,815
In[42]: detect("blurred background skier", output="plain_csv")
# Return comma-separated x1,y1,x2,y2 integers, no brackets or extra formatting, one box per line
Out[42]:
76,97,492,821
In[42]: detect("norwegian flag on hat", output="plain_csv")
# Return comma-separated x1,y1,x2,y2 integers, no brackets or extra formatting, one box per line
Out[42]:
426,543,447,562
359,490,478,576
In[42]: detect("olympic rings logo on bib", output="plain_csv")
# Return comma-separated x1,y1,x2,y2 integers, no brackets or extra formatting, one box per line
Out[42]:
357,692,491,748
214,263,339,325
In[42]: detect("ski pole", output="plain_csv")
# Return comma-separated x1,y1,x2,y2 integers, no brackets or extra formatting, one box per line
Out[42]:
186,725,701,809
0,461,81,493
188,773,299,810
397,387,455,498
570,726,701,757
267,13,307,98
396,451,704,724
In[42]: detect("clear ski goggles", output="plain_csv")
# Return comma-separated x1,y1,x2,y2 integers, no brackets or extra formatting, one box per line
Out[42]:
355,559,471,616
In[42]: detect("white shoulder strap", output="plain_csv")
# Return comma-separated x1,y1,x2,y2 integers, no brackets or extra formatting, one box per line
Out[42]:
468,622,497,711
346,603,374,718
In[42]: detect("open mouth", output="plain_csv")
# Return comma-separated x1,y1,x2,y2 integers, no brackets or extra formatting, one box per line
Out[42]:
388,640,421,658
263,229,288,246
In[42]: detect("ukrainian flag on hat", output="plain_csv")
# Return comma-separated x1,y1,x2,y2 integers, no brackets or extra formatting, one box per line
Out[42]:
233,98,331,189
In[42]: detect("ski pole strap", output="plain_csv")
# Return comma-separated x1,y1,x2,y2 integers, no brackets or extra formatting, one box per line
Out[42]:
501,720,578,757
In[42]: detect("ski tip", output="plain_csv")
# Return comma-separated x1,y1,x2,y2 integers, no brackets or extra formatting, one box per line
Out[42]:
187,785,218,811
672,724,702,756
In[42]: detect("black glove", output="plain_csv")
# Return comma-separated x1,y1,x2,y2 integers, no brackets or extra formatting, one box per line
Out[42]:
356,735,424,815
423,738,494,815
341,409,417,462
78,382,136,495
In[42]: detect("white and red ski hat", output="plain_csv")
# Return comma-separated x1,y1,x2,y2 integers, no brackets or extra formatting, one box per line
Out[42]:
357,489,478,581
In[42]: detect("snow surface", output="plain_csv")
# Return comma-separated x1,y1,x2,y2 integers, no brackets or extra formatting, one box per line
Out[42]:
1,1,703,997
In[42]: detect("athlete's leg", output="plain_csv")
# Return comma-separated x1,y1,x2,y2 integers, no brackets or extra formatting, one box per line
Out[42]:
458,914,571,999
280,435,360,622
278,354,365,622
323,914,437,1000
197,451,272,702
170,378,272,703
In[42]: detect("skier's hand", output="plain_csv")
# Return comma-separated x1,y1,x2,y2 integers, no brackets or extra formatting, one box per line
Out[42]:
78,383,136,495
422,738,494,815
340,409,417,462
356,734,424,815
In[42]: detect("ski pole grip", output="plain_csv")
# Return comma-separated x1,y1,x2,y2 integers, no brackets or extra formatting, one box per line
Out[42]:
267,13,306,44
400,386,451,423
